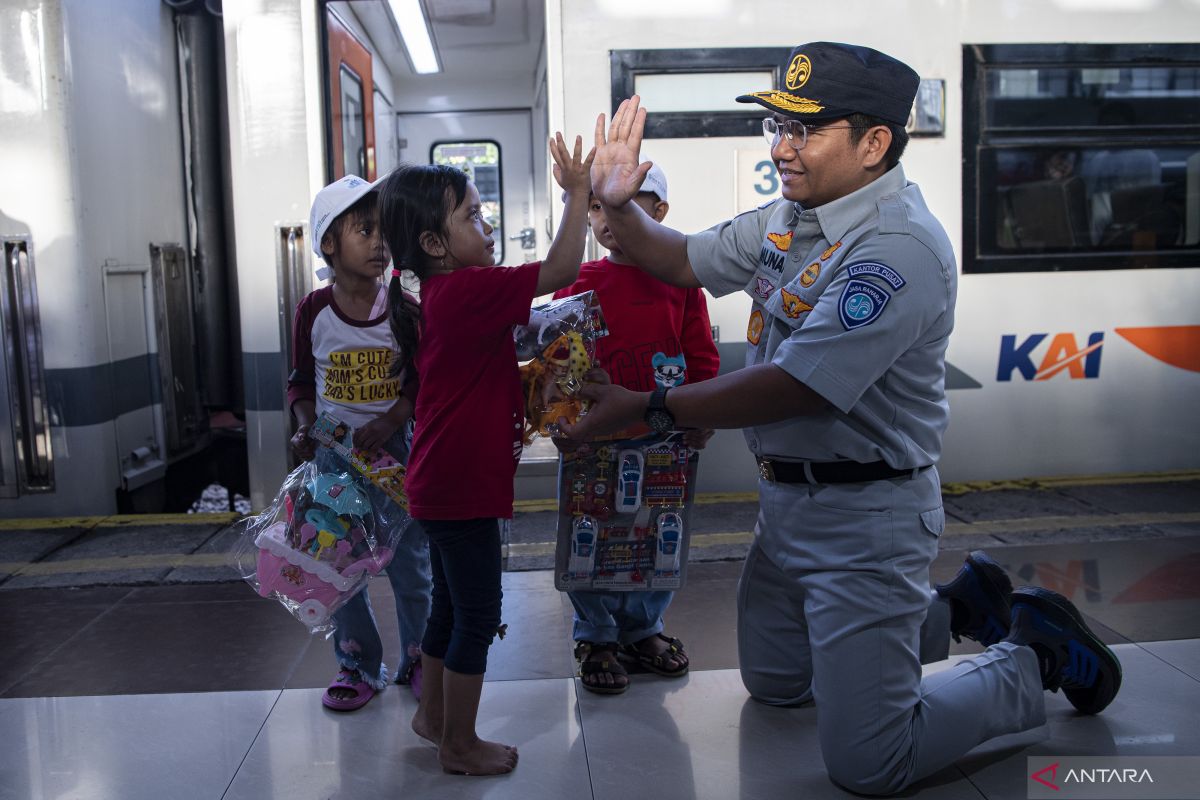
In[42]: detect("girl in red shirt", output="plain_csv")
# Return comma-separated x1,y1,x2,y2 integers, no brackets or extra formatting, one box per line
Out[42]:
377,133,592,776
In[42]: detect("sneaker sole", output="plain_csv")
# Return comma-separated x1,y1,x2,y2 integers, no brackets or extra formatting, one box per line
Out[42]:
1010,586,1123,714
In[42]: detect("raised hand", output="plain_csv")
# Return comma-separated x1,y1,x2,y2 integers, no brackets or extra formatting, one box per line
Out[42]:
591,96,653,209
550,132,596,196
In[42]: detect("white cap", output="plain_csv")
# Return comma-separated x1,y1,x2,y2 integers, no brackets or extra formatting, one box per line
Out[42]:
639,161,668,203
309,174,381,257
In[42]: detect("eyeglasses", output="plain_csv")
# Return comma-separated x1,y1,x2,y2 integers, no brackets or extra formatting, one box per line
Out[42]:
762,117,870,151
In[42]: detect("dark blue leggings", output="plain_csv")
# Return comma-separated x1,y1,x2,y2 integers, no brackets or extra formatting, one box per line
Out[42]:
418,517,503,675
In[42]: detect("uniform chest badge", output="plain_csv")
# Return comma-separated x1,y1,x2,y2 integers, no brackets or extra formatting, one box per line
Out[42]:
821,241,842,261
780,288,814,318
766,231,793,251
754,277,775,299
747,310,765,344
798,261,821,287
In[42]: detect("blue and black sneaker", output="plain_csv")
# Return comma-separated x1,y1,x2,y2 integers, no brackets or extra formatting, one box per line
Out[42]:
934,550,1013,647
1007,586,1122,715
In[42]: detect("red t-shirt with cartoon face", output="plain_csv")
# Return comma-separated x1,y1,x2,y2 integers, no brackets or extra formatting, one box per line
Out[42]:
405,263,540,520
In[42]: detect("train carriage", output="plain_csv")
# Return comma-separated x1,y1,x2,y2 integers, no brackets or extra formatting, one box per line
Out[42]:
0,0,1197,517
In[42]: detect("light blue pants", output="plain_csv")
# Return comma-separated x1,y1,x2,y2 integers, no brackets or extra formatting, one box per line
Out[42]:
737,467,1046,795
568,589,673,645
330,519,431,688
317,429,431,689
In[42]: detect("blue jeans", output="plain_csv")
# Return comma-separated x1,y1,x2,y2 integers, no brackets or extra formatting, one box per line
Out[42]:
329,520,431,688
418,517,504,675
317,429,432,688
569,589,673,645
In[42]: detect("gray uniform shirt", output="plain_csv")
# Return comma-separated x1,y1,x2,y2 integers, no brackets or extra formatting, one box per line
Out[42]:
687,165,957,468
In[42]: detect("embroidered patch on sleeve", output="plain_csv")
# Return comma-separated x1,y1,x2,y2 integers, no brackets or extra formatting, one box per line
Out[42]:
747,309,765,344
846,262,906,290
838,279,891,330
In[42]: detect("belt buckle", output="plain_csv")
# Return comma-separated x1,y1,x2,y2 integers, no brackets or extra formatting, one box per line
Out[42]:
757,458,776,482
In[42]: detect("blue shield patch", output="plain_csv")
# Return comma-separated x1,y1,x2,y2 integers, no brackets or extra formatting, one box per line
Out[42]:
838,279,890,330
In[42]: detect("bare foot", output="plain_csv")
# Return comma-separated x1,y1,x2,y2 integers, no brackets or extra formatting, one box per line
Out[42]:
439,737,519,776
411,708,442,746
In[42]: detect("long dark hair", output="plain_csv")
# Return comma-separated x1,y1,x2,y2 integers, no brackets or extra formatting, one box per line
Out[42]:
377,164,469,376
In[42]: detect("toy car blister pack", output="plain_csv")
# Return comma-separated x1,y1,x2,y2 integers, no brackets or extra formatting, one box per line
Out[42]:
554,431,698,592
231,417,412,632
514,290,608,443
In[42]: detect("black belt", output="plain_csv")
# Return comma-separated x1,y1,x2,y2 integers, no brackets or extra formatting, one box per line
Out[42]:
757,458,930,484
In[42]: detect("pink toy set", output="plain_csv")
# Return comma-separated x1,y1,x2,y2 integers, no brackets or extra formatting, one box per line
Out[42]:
232,420,410,631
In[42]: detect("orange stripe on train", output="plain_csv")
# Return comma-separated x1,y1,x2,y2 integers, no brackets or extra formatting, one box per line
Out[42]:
1116,326,1200,373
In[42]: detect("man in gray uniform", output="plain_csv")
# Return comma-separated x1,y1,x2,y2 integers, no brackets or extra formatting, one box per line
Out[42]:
564,41,1122,795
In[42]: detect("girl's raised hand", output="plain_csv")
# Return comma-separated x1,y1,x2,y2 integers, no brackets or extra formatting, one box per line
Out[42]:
550,132,596,196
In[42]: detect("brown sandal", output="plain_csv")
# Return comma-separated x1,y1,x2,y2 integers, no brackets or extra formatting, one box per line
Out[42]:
574,641,630,695
620,633,689,677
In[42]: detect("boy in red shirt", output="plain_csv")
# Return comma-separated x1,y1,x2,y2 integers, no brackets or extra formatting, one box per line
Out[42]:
554,162,719,693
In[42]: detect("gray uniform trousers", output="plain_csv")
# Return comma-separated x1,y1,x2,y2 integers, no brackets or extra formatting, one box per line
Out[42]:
736,466,1046,795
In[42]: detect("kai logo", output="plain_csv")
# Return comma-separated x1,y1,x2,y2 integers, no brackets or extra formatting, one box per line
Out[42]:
997,332,1104,381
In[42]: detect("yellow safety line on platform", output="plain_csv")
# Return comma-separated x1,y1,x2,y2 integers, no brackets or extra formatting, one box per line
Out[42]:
0,512,241,531
501,511,1200,559
2,471,1196,527
941,469,1200,496
3,507,1199,577
0,552,232,577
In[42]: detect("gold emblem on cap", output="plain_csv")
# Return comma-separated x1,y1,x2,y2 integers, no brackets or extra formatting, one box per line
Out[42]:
748,91,824,115
785,54,812,90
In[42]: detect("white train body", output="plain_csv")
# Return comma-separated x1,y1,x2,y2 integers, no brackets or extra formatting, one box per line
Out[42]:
1,0,1197,516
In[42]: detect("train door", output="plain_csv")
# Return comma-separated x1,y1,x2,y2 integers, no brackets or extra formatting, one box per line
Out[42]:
326,8,376,181
396,111,539,266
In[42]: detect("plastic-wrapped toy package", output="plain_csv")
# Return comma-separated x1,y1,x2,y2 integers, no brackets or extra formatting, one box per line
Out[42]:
554,432,698,592
514,290,608,443
231,447,410,632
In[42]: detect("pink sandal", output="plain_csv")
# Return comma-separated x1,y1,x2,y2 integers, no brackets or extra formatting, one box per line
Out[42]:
321,668,376,711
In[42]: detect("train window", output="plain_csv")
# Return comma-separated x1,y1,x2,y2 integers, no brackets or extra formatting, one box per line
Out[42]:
964,44,1200,273
634,72,772,113
611,48,790,138
431,141,503,263
339,67,366,179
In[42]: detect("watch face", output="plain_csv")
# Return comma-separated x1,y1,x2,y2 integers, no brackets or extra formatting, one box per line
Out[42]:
646,410,673,434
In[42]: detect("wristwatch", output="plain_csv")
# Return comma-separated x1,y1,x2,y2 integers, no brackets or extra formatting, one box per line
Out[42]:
644,386,675,434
